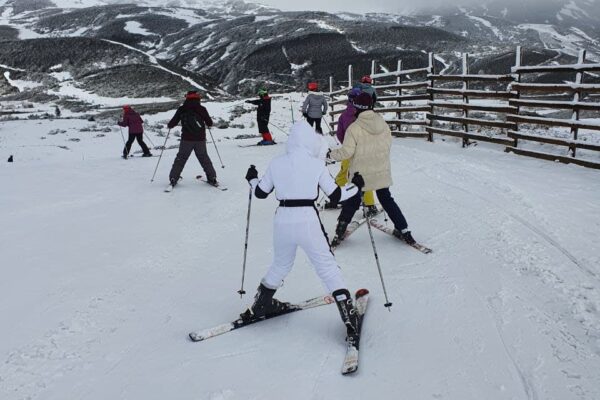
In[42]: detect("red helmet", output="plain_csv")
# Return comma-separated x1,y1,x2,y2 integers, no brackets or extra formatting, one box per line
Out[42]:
186,90,201,100
122,105,131,110
361,75,372,84
307,82,318,91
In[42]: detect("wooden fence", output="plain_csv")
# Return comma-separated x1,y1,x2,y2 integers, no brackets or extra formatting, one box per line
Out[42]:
327,47,600,170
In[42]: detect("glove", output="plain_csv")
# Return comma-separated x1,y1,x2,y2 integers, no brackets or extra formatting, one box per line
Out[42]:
351,172,365,189
302,113,308,119
326,149,331,159
245,165,258,182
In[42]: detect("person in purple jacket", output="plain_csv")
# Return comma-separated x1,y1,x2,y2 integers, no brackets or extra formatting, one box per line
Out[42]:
325,88,377,215
118,105,152,159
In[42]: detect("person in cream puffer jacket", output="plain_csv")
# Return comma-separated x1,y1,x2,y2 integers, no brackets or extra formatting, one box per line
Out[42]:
329,92,417,245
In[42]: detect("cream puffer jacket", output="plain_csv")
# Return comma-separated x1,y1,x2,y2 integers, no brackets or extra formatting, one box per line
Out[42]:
330,110,392,191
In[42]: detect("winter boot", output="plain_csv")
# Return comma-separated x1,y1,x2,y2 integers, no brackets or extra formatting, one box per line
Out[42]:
169,177,178,187
332,288,359,343
364,205,379,218
335,219,350,238
257,140,275,146
240,283,290,321
142,152,153,157
206,177,218,186
393,229,416,245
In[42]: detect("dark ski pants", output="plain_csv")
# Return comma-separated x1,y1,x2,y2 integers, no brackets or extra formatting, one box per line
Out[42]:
169,140,216,182
307,117,323,134
258,118,269,133
124,133,150,156
339,188,408,231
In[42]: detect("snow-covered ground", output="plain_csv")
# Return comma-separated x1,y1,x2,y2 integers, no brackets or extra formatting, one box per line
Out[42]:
1,95,600,400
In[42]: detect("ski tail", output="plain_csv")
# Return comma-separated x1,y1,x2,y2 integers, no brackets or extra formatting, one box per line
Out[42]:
188,294,334,342
341,288,369,375
369,219,433,254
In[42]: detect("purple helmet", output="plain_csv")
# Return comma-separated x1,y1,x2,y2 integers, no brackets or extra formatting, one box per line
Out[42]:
348,88,361,100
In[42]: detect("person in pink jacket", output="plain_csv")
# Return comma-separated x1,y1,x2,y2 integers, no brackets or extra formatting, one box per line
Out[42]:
118,105,152,158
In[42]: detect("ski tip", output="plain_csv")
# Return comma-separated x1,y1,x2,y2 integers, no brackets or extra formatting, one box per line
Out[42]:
195,175,202,179
355,288,369,298
188,333,201,342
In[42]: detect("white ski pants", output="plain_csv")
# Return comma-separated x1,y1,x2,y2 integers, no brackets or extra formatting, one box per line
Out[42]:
261,207,346,293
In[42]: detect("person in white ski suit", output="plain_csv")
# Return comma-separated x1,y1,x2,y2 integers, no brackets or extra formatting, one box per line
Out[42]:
243,120,364,339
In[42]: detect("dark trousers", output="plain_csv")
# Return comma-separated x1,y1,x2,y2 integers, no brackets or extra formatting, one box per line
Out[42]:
339,188,408,231
307,117,322,134
258,118,269,133
124,133,150,156
169,140,216,182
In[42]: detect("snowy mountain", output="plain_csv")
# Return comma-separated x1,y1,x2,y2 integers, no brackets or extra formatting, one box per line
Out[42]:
0,0,599,109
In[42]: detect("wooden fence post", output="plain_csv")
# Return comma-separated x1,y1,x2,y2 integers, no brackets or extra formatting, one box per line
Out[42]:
397,59,402,132
329,75,334,129
462,53,470,147
512,46,523,149
428,52,435,142
570,49,586,158
348,64,353,88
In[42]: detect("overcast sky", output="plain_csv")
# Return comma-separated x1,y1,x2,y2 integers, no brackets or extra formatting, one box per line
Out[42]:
256,0,416,14
253,0,566,14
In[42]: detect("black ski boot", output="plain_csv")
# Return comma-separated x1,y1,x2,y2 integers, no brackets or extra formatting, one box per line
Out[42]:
335,219,350,238
142,153,153,157
393,229,416,245
240,283,290,321
332,288,359,345
169,177,178,187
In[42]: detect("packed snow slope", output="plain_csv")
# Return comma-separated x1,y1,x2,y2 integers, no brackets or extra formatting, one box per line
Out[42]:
1,95,600,400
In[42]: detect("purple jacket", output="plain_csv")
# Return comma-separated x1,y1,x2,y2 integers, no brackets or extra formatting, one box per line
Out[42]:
118,109,144,134
336,102,356,143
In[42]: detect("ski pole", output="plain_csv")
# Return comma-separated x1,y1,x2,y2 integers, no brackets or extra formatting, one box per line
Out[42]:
150,128,171,182
118,125,127,154
207,128,225,168
363,200,393,310
268,121,289,136
290,101,295,123
143,132,156,148
239,176,254,297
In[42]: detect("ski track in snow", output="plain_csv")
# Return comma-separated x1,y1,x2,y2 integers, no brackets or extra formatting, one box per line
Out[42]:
0,95,599,399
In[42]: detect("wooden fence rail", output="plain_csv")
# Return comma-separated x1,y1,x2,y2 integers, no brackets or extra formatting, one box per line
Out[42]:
327,46,600,170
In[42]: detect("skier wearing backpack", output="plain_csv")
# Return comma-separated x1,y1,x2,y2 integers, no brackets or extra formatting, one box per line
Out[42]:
241,120,365,343
118,105,152,158
245,88,274,145
302,82,328,134
329,92,416,245
167,90,217,187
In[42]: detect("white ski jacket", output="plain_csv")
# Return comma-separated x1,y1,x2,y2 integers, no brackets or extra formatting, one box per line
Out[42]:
250,121,357,207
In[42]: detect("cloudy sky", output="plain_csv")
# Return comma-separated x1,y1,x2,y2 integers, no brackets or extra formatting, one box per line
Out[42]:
255,0,416,13
253,0,566,14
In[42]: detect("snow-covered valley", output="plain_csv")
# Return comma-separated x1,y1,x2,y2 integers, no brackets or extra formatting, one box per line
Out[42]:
1,95,599,399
